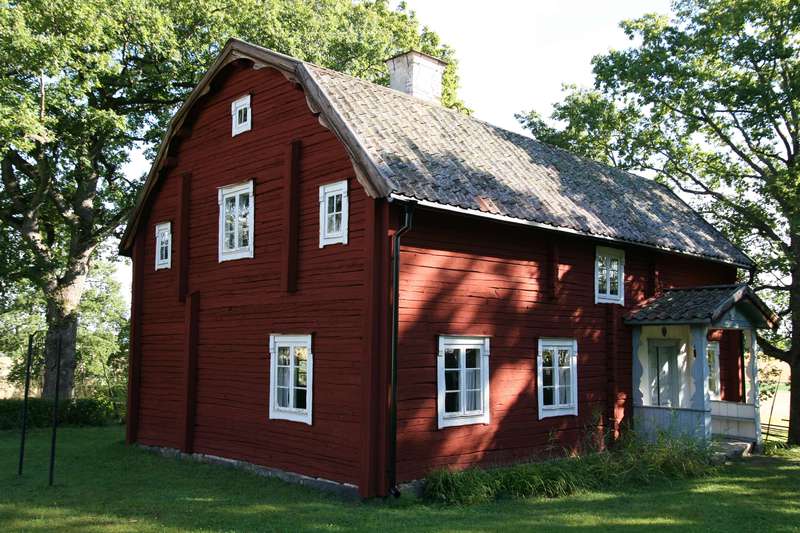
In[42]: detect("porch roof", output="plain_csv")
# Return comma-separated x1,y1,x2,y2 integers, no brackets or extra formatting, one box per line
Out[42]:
624,284,779,330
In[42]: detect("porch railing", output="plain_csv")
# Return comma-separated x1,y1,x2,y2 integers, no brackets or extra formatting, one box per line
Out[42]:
710,400,758,441
633,405,710,440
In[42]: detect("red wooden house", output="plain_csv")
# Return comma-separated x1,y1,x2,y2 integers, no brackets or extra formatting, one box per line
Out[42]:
120,39,779,498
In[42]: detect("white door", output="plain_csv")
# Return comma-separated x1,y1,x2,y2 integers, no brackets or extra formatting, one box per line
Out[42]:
649,340,679,407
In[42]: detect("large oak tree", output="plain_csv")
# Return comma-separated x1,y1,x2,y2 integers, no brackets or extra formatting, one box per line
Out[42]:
0,0,465,399
518,0,800,443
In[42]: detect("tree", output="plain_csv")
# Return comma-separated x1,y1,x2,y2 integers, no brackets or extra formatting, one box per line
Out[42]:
1,253,128,410
0,0,466,399
518,0,800,444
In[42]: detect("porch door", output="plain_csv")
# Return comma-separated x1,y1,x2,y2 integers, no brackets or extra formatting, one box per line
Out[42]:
648,340,679,407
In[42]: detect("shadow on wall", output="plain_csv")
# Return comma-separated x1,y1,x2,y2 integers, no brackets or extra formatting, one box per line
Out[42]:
394,206,615,481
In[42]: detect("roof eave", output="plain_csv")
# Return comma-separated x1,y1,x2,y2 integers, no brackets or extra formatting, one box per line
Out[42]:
389,193,753,269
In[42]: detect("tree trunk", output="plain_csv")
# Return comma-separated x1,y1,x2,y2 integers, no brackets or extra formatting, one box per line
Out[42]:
42,300,79,400
790,362,800,445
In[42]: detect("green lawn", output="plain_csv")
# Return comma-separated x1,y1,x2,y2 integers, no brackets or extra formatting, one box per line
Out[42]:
1,426,799,532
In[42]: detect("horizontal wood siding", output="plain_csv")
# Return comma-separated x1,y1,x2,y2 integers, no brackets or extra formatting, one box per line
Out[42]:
134,62,369,487
395,207,737,481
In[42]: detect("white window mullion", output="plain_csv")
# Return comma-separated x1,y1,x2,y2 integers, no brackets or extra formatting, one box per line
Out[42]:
269,334,312,425
218,180,254,262
437,336,491,429
538,338,579,419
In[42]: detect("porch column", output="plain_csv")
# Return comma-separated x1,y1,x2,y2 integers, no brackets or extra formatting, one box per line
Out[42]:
690,325,711,439
631,326,643,406
746,328,763,444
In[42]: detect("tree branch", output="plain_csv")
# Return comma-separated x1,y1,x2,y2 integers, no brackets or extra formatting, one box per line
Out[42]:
757,334,791,363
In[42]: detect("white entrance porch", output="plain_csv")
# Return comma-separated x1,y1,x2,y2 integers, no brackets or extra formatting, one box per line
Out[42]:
626,285,779,444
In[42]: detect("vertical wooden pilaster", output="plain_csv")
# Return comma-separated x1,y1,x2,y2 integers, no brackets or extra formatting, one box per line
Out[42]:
281,140,302,293
126,235,145,445
177,172,191,302
605,305,621,439
358,198,389,498
181,292,200,453
690,324,711,439
547,240,560,301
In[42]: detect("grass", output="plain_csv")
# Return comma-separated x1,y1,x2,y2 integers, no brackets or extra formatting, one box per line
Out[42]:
1,426,799,532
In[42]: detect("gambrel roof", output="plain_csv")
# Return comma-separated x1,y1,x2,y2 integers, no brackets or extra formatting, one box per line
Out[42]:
121,39,752,268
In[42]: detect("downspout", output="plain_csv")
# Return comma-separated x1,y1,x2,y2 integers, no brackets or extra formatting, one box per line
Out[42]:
388,201,415,497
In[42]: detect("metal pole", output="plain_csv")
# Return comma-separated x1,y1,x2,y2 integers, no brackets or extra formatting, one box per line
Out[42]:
18,333,35,476
48,336,62,487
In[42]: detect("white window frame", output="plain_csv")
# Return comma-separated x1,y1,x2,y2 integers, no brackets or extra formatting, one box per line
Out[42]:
154,221,172,270
707,341,721,400
537,338,579,419
268,334,313,425
218,180,254,262
318,180,349,247
231,94,251,136
595,246,625,305
437,335,490,429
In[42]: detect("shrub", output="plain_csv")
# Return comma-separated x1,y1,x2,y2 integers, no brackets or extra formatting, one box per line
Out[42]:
422,432,715,505
0,398,118,430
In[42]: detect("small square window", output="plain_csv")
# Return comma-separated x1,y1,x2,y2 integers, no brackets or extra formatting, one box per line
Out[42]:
437,336,490,429
231,95,251,136
154,222,171,270
269,334,313,425
595,246,625,304
537,338,578,419
319,180,349,247
218,181,254,262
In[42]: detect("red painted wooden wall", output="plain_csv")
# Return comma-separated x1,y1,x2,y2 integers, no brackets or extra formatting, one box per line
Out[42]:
394,207,738,481
132,61,379,491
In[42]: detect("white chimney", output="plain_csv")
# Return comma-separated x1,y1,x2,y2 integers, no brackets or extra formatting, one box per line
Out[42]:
385,50,447,104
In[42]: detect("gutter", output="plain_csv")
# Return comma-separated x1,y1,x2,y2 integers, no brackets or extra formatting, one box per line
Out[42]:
387,200,415,497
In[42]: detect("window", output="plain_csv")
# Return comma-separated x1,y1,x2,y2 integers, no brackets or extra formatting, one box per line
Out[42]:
218,181,254,262
707,341,721,400
231,95,251,136
154,222,171,270
537,338,578,419
595,246,625,304
437,336,490,429
269,334,313,425
319,180,349,247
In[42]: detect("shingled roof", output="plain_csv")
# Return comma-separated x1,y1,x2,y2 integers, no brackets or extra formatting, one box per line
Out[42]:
625,284,779,329
120,39,752,268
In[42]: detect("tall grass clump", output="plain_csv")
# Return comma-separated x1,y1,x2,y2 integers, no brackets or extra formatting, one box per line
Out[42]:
422,432,715,505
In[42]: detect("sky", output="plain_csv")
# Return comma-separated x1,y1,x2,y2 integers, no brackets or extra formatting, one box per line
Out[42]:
397,0,672,134
115,0,674,301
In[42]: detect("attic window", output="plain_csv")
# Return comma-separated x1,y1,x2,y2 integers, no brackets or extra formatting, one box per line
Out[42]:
319,180,349,247
595,246,625,304
154,222,171,270
218,180,254,262
231,95,251,136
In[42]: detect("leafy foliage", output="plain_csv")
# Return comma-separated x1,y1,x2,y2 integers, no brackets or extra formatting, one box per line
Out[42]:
517,0,800,442
423,432,715,505
0,397,118,430
0,0,467,397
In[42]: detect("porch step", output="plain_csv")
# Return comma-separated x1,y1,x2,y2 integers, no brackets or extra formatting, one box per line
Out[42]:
711,438,754,464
